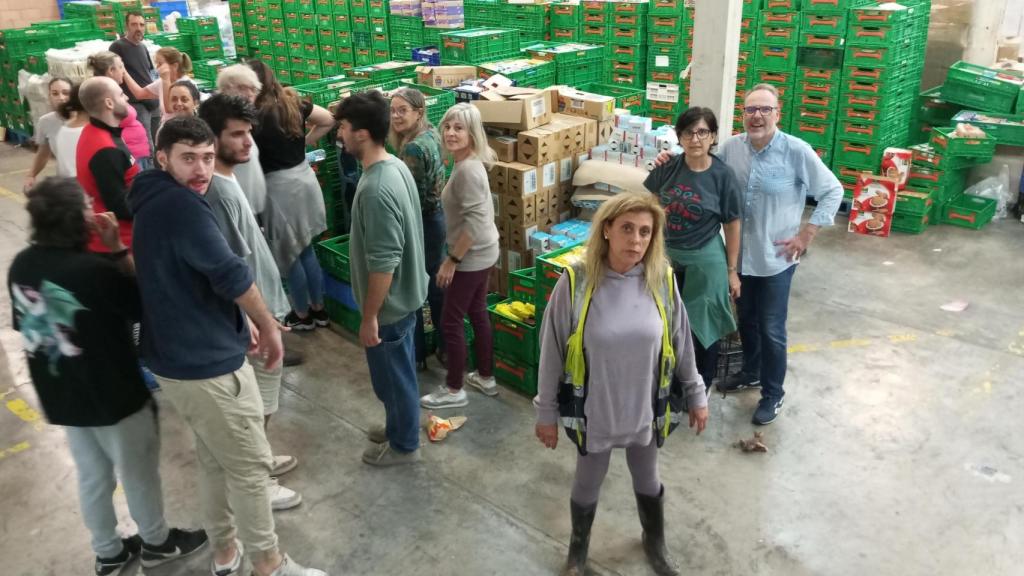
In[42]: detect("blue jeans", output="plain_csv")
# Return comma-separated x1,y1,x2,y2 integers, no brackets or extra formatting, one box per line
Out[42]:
364,312,420,453
287,244,324,314
415,209,446,362
736,265,796,402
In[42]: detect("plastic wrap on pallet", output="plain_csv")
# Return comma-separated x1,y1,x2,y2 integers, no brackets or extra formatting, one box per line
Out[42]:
422,0,464,28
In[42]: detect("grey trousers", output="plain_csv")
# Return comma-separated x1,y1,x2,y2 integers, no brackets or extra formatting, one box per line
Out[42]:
571,436,662,505
65,401,170,558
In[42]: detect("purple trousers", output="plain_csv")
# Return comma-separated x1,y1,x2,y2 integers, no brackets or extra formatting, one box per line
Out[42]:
442,267,494,389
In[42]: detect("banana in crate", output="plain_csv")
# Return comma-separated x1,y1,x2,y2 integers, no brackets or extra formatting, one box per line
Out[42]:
494,300,537,324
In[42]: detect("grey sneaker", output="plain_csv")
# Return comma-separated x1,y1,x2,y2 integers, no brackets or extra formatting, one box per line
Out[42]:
465,371,499,396
271,454,298,477
211,539,243,576
267,554,327,576
362,442,421,467
367,424,387,444
420,386,468,409
270,478,302,511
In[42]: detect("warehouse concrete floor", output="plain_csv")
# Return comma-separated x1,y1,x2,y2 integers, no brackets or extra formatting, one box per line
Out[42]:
0,140,1022,576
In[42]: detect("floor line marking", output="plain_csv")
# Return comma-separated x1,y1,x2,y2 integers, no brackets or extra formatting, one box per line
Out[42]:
6,398,43,431
0,441,31,461
0,184,27,205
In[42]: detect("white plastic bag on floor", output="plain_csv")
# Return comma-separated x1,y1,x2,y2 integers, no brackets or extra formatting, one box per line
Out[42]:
965,166,1012,220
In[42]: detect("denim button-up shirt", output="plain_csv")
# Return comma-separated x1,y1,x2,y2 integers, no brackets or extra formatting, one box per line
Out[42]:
718,130,843,278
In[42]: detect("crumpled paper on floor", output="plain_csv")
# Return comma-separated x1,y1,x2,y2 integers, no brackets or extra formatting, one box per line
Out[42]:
425,414,467,442
734,432,768,453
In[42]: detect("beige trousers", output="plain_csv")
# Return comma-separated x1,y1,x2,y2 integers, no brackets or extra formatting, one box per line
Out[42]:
156,361,279,562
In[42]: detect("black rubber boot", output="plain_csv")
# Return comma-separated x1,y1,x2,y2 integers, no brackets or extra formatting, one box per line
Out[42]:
635,486,680,576
564,499,597,576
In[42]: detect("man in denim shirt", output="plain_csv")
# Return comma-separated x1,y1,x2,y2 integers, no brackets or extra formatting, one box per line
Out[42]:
715,83,842,425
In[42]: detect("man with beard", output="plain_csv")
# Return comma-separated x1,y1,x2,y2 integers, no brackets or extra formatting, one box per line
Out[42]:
196,94,303,510
110,11,159,143
129,116,326,576
77,76,140,255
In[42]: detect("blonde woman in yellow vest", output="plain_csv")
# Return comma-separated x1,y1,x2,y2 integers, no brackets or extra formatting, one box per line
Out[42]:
534,192,709,576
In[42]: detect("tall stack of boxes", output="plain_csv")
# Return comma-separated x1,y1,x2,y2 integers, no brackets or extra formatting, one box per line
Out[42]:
645,0,692,126
833,2,928,200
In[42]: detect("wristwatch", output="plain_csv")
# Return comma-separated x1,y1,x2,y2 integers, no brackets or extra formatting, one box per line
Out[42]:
448,252,462,264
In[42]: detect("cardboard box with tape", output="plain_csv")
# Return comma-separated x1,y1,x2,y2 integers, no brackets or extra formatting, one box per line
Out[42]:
416,65,478,88
505,162,539,197
518,126,560,165
556,88,616,121
504,193,537,227
472,87,552,130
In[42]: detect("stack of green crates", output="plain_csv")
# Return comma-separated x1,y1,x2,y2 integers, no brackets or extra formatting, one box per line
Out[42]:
502,1,549,45
789,0,851,165
477,58,555,88
550,1,581,42
897,138,993,233
350,59,421,82
149,32,196,55
63,1,119,39
522,41,604,87
941,60,1024,116
464,0,502,28
489,278,540,396
193,58,238,83
101,0,142,35
318,0,357,77
593,1,648,91
833,3,927,190
229,0,250,56
912,86,961,145
645,0,691,126
178,16,226,60
388,14,424,60
439,28,519,65
731,0,762,133
754,2,800,132
349,0,391,66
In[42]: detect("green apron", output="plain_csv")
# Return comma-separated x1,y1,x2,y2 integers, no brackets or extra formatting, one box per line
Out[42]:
667,235,736,350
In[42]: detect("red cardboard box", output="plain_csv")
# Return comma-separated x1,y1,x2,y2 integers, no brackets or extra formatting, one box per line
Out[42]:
881,147,912,190
848,208,893,237
851,173,899,214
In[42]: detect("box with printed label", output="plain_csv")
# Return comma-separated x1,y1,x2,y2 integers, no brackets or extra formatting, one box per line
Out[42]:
539,161,560,194
489,136,517,162
518,127,560,166
881,148,911,190
851,174,899,215
474,91,552,130
556,88,616,121
506,163,539,196
488,162,509,194
848,207,892,237
598,119,615,143
416,65,478,88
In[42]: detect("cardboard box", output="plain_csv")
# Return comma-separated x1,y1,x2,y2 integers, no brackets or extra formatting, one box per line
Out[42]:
535,187,550,215
517,127,559,166
557,88,616,121
488,162,509,194
598,119,615,144
558,156,574,184
881,147,912,190
507,224,538,254
489,136,517,163
473,90,552,130
505,162,539,196
496,215,508,248
539,161,559,193
848,207,892,237
504,193,537,226
416,65,478,88
549,114,588,156
851,174,899,214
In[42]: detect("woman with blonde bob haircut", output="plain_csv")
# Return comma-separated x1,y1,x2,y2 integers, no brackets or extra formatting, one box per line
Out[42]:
420,103,501,410
534,192,708,576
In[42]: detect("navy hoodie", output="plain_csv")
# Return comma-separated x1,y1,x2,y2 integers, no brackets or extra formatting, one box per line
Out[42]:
129,170,254,380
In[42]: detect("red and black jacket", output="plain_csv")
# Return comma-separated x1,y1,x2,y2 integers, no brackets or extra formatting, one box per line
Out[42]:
76,118,140,253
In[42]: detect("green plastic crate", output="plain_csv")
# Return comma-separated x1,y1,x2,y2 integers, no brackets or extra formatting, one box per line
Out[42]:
849,3,913,27
929,126,997,158
177,16,220,35
488,299,538,365
650,0,689,16
523,41,604,65
325,296,361,333
493,350,538,396
894,188,934,217
951,110,1024,147
350,59,420,81
315,234,351,282
791,118,835,147
943,61,1024,115
607,26,647,45
477,58,555,88
941,194,996,230
754,44,798,72
557,62,604,87
440,28,520,64
648,14,684,34
834,139,885,169
550,26,581,42
577,82,646,114
759,25,800,45
890,210,930,234
551,3,582,27
502,3,549,31
509,267,537,304
802,12,846,34
759,10,799,28
580,24,608,43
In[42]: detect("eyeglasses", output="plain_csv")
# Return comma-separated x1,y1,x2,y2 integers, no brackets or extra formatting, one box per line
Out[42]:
390,106,414,117
681,128,712,141
743,105,777,116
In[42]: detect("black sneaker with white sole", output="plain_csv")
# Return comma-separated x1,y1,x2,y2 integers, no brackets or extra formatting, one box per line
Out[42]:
309,307,329,327
717,371,762,394
283,311,316,331
140,527,209,568
752,396,785,426
95,535,142,575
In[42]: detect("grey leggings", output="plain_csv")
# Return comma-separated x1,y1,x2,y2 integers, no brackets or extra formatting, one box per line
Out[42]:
571,436,661,505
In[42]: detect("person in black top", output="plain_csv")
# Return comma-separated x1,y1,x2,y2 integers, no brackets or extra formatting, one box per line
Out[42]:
7,178,208,576
247,59,335,331
109,11,159,144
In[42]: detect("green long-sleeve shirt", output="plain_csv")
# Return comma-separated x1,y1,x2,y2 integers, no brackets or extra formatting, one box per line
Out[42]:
350,156,429,326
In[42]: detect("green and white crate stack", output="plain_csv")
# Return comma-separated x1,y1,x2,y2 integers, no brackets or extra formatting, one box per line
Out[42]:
645,0,692,126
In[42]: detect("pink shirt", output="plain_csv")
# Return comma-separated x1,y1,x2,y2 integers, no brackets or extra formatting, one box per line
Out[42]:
120,104,150,160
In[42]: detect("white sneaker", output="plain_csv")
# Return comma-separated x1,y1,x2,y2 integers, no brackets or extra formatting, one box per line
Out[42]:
267,554,327,576
211,539,243,576
465,371,499,397
420,386,468,409
271,454,298,477
269,478,302,511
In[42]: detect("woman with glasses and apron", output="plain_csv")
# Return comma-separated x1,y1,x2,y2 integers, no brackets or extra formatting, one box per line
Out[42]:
643,107,743,392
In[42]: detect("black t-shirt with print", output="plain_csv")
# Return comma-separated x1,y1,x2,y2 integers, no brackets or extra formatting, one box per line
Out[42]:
254,98,313,174
8,245,150,427
644,154,743,251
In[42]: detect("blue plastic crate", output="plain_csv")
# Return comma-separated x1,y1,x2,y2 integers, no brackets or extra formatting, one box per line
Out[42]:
323,274,358,310
412,46,441,65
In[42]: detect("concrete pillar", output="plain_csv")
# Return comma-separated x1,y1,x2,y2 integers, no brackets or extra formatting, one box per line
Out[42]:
964,0,1010,66
690,0,744,144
